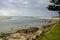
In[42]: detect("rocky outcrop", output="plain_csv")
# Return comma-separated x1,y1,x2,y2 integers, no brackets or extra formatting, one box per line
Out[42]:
7,33,28,40
6,27,40,40
16,27,39,34
0,23,56,40
0,27,40,40
26,27,39,34
15,29,28,33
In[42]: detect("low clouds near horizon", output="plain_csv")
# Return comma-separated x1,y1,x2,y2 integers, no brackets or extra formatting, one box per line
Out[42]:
0,0,58,16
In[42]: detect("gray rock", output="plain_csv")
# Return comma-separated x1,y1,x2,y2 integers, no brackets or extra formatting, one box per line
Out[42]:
16,29,28,33
27,27,39,33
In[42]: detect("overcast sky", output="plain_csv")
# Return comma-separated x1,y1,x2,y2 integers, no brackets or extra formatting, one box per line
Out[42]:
0,0,59,16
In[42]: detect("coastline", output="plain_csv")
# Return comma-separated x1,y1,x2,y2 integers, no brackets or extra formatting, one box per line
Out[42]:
0,22,56,40
0,17,17,20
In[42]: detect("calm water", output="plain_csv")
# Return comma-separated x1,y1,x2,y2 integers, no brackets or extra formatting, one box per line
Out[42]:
0,17,57,34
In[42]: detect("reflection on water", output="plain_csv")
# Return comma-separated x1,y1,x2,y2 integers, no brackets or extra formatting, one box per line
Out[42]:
0,17,58,34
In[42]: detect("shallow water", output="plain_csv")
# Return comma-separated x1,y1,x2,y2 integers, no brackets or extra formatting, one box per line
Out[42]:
0,17,57,34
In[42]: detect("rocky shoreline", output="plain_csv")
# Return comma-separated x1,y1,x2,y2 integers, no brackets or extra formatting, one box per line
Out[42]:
0,22,56,40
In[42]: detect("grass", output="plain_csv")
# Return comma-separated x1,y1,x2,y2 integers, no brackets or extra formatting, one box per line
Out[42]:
37,22,60,40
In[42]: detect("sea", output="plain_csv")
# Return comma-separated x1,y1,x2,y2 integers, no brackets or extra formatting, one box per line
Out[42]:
0,16,58,34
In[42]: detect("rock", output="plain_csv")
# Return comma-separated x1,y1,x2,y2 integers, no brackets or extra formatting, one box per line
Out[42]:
27,27,39,34
0,38,4,40
47,25,50,27
35,29,43,36
16,27,39,34
0,26,49,40
7,33,28,40
48,21,51,23
16,29,28,33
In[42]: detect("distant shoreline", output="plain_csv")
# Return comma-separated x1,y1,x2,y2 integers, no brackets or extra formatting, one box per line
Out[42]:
0,17,16,20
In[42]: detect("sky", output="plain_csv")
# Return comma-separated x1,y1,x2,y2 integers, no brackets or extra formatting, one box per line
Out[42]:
0,0,59,16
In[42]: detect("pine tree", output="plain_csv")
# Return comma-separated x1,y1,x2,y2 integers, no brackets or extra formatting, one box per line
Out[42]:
47,0,60,23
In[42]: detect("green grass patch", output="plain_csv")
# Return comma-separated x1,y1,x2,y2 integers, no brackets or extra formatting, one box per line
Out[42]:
37,23,60,40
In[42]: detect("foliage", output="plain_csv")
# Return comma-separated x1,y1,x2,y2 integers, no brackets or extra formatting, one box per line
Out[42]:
47,0,60,11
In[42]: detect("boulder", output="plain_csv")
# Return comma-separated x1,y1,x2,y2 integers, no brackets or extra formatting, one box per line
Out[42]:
27,27,39,33
7,33,28,40
16,29,28,33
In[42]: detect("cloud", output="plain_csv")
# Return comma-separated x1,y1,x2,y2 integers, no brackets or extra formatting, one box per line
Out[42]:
0,0,58,16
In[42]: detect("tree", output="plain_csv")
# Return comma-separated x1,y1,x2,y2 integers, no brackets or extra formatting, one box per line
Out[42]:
47,0,60,23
